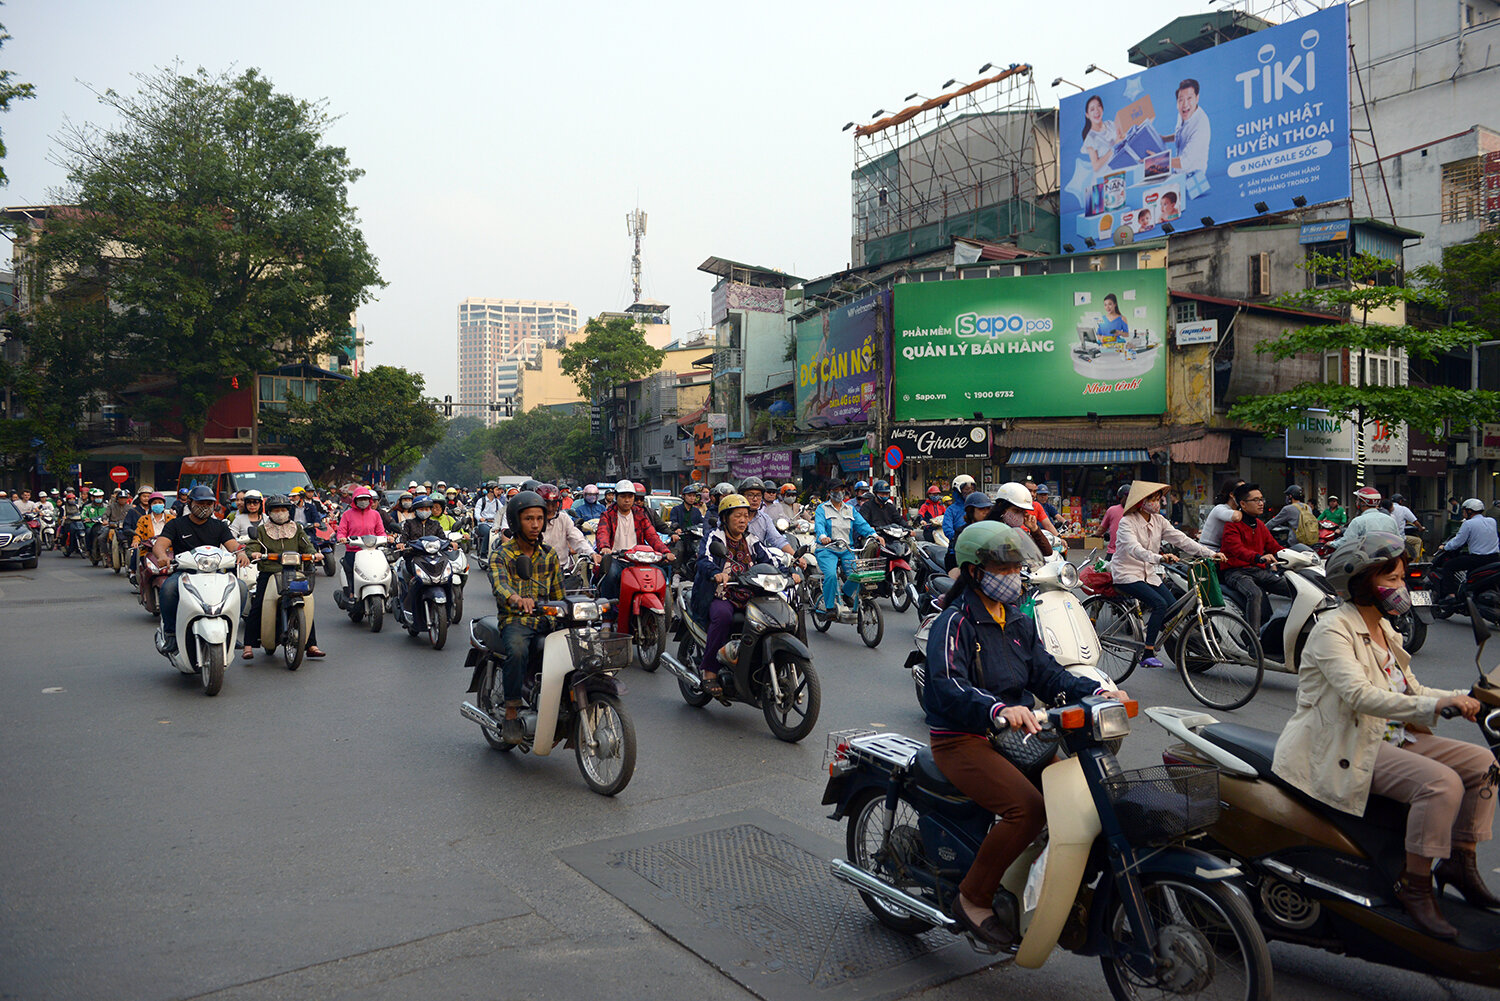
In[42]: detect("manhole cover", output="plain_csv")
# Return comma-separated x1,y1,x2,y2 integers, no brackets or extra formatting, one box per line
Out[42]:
558,809,998,1001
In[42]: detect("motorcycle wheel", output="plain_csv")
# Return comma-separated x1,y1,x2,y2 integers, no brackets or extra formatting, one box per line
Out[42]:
366,595,383,633
857,598,884,649
427,601,448,650
477,672,514,752
143,583,158,617
111,540,122,574
1081,594,1144,684
89,540,101,566
323,551,336,577
1396,612,1427,654
201,643,226,697
889,568,913,612
282,607,306,671
450,583,464,624
634,607,667,672
573,693,636,796
844,788,936,934
677,637,712,708
762,655,820,742
1175,609,1265,712
1099,876,1271,1001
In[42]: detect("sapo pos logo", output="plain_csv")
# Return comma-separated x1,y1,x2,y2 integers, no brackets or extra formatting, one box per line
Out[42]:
954,312,1054,338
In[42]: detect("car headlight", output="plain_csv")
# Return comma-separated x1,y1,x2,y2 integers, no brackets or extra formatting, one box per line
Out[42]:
14,530,32,543
1092,703,1131,741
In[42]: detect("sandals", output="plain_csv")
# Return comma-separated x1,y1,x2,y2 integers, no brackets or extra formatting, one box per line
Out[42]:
700,674,723,697
241,648,254,660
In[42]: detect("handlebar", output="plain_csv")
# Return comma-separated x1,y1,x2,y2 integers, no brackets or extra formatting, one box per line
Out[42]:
1441,704,1463,719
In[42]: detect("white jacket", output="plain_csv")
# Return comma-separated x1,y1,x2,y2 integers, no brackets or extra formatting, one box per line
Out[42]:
1112,510,1215,585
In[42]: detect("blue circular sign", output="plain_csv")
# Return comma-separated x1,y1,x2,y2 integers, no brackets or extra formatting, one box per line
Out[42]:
884,445,904,470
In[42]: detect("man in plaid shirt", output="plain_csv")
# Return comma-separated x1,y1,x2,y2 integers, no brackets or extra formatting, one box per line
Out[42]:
487,490,564,744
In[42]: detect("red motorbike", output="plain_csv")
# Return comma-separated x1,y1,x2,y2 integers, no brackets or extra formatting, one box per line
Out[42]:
137,548,170,616
872,525,917,612
1312,519,1343,559
609,545,671,671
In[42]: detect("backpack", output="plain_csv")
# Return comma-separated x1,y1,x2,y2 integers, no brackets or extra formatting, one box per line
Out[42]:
1294,502,1318,546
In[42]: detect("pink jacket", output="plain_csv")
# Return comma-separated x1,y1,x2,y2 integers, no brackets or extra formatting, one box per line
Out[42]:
337,506,387,547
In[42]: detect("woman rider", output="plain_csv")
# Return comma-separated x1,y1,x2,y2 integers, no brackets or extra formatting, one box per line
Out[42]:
986,482,1053,558
229,490,265,538
243,495,325,660
925,521,1130,946
1273,532,1496,939
691,492,775,698
944,491,993,572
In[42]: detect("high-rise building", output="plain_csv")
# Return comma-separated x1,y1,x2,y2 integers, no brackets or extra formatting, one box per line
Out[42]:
457,298,578,424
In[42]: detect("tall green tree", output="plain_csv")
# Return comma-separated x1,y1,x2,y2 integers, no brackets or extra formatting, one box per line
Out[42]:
0,7,35,186
478,407,600,484
32,65,383,451
259,366,443,483
558,315,666,399
1423,230,1500,334
0,299,116,477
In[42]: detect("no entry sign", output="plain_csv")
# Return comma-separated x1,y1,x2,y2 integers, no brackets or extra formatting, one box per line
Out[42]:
109,466,129,484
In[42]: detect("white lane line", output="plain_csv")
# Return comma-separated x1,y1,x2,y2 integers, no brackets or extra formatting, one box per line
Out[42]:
42,687,65,694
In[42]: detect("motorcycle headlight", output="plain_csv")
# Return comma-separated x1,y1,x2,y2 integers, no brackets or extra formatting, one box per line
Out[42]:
1057,562,1080,590
571,600,599,622
1092,703,1131,741
746,596,793,630
748,572,785,593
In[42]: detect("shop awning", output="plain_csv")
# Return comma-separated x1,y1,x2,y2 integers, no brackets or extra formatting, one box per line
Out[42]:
1169,433,1231,464
1007,449,1150,466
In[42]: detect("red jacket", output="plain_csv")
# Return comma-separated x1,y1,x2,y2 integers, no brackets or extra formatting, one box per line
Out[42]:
1221,518,1281,570
596,505,669,553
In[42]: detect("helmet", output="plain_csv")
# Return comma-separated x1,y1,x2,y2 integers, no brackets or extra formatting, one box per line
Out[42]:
632,482,645,495
1354,486,1382,508
37,490,48,498
116,487,130,497
407,481,419,489
264,494,293,511
955,521,1041,570
873,481,890,495
1324,531,1406,596
506,486,519,497
995,482,1032,510
712,481,735,498
952,474,976,491
243,490,264,503
507,489,547,527
398,490,413,502
1285,484,1305,500
422,481,432,490
615,479,636,495
854,480,869,491
89,488,104,498
436,481,447,489
927,485,941,496
1117,484,1132,501
1036,483,1050,497
1463,497,1486,513
537,483,560,504
413,494,433,508
445,487,459,497
188,485,215,503
290,486,305,497
718,492,751,516
682,483,702,496
430,495,446,509
737,476,764,494
149,492,165,502
583,483,599,496
521,479,543,493
780,483,796,494
964,491,994,512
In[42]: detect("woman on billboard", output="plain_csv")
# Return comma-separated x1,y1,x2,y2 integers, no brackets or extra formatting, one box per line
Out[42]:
1080,95,1119,176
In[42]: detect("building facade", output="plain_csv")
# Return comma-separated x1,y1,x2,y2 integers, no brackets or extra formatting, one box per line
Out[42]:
456,298,578,424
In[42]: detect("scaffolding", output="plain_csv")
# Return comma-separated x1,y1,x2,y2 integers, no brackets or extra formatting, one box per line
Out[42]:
850,64,1057,268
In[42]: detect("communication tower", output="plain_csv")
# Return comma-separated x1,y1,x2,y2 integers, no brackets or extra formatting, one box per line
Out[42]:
626,208,647,304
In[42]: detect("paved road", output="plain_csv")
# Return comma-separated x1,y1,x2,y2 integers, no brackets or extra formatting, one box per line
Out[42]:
1,550,1496,1000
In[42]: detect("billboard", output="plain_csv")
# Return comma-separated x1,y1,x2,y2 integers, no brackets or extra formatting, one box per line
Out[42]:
1284,409,1407,465
795,291,889,428
892,271,1168,420
1058,6,1349,252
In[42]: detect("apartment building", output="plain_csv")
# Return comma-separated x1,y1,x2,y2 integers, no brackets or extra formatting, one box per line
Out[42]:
456,298,578,424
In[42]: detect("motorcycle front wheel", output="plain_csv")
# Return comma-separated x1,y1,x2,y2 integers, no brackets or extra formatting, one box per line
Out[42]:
634,606,667,671
845,788,935,934
1100,876,1271,1001
111,540,122,574
857,598,884,649
366,595,383,633
574,693,636,796
763,655,820,742
450,582,465,624
427,601,448,650
282,607,306,671
323,551,337,577
201,643,226,696
889,568,913,612
1395,611,1427,654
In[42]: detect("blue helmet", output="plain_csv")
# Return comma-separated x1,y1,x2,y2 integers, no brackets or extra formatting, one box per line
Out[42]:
854,480,870,491
964,491,994,511
188,485,215,503
413,494,433,507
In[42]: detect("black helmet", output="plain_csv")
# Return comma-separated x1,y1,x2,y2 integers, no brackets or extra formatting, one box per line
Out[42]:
507,489,547,528
737,476,764,494
1390,492,1406,505
873,481,891,495
264,494,293,511
188,485,216,503
1117,484,1131,501
521,479,543,493
1284,484,1305,500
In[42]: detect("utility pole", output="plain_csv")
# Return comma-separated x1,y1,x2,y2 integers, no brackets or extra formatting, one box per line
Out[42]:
626,208,647,305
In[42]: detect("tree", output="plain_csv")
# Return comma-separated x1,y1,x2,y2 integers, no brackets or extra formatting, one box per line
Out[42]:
478,407,601,484
558,315,666,399
408,415,485,485
32,65,383,452
0,9,35,186
1226,254,1500,474
259,366,443,483
1424,230,1500,334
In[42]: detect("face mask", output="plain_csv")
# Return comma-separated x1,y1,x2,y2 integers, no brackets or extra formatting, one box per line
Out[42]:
1141,500,1161,516
399,500,411,510
191,503,214,520
356,499,370,509
269,511,291,525
830,491,846,504
415,510,430,520
1001,508,1027,528
979,569,1023,605
150,503,165,514
1376,584,1412,617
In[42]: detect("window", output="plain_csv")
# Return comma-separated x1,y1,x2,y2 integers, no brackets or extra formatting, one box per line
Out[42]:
1248,252,1271,296
1441,157,1483,223
1172,301,1199,325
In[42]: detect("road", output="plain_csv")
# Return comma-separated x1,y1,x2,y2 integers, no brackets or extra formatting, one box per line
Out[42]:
1,549,1496,1001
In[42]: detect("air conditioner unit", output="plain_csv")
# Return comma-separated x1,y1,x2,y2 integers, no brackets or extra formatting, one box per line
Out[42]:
236,427,253,440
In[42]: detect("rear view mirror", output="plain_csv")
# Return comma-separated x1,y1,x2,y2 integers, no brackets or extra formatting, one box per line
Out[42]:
1468,597,1491,646
513,554,533,581
709,539,727,560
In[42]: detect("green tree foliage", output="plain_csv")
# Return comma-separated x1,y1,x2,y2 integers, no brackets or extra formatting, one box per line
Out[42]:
1420,230,1500,334
259,366,442,483
558,315,666,399
407,415,485,485
0,10,35,186
0,300,115,477
31,65,383,451
1226,252,1500,438
478,407,600,484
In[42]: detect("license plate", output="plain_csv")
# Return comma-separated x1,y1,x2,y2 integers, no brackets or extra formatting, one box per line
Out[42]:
1410,590,1432,606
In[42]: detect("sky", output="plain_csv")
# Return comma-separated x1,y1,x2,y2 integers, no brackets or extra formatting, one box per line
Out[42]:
4,0,1224,398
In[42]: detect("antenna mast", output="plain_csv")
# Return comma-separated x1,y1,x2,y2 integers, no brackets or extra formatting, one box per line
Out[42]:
626,208,647,304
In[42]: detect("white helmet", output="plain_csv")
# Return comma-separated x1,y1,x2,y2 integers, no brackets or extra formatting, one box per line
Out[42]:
1462,497,1486,513
952,474,976,491
995,481,1033,510
615,478,637,495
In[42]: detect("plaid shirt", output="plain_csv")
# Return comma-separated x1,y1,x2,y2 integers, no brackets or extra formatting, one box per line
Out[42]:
487,537,564,628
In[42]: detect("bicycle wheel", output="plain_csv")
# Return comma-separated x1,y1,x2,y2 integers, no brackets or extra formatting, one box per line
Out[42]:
1081,594,1144,684
1174,608,1264,711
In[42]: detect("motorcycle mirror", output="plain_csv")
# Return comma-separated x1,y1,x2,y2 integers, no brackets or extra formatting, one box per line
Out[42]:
1468,596,1491,660
709,539,727,559
514,555,533,581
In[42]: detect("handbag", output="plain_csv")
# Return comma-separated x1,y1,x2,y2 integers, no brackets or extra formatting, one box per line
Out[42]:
989,724,1063,783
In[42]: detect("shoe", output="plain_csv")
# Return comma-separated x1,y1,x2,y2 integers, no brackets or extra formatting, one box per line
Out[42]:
952,897,1015,948
1434,848,1500,910
1394,869,1458,939
501,715,526,745
242,648,254,660
1141,652,1165,668
306,647,326,659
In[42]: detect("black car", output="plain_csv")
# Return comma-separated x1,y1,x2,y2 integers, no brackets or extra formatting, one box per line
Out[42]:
0,500,40,569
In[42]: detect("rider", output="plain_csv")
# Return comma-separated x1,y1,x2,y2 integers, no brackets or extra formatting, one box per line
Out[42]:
1022,478,1060,537
1219,482,1297,636
229,489,266,538
739,477,794,557
814,480,874,612
1112,481,1224,668
1275,531,1496,939
242,495,324,660
1197,477,1245,552
169,486,191,518
394,495,443,617
692,492,777,697
1435,498,1500,600
1264,483,1313,547
1335,486,1400,550
538,483,597,571
12,487,34,516
429,494,457,533
703,481,736,532
382,491,416,533
917,486,946,536
766,482,801,523
942,474,977,543
81,488,109,555
668,483,708,561
852,480,871,510
945,491,994,571
57,491,84,553
473,482,504,558
988,482,1053,558
594,480,674,599
150,485,249,654
925,521,1130,947
1320,494,1348,528
487,489,564,745
335,487,388,601
859,480,901,532
569,483,607,524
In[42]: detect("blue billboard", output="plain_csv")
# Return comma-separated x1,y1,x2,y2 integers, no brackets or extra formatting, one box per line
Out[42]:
1058,6,1349,252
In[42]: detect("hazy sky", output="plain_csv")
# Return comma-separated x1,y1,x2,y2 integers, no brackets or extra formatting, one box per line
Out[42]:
5,0,1215,398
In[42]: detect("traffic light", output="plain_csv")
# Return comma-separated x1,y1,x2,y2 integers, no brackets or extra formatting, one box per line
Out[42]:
443,395,453,417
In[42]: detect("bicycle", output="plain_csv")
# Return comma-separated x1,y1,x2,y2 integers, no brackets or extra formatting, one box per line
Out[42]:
1080,557,1264,711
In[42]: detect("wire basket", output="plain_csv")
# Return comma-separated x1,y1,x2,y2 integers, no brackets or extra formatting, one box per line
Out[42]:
1104,764,1220,845
848,557,887,591
823,728,876,771
568,629,632,671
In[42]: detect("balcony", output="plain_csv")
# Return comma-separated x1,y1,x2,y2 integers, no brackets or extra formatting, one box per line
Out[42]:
713,347,744,372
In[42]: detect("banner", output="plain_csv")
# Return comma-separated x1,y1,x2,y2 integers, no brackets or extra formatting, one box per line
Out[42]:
796,291,889,428
728,449,795,481
892,271,1168,420
888,422,992,460
1058,6,1350,252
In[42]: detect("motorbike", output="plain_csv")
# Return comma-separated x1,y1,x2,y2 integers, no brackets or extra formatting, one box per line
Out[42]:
86,519,107,566
395,534,459,649
1144,597,1500,990
256,550,317,670
1420,548,1500,626
872,524,917,612
60,513,87,557
38,509,57,551
107,521,130,574
153,546,244,696
661,545,820,742
1219,549,1340,673
460,595,637,796
807,538,885,648
912,537,950,618
445,532,470,623
604,545,670,671
312,521,338,577
137,547,170,616
824,698,1271,1000
1396,558,1434,654
333,534,396,632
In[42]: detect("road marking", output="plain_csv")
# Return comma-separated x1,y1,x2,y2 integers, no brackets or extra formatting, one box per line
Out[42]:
42,687,65,694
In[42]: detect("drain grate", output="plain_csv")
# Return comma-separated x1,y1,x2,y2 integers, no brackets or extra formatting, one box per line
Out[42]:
559,810,999,1001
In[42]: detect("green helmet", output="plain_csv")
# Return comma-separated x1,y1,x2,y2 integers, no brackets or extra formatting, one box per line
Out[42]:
954,521,1041,571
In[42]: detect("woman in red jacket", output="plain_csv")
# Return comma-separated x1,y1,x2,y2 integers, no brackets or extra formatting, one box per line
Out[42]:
1220,482,1295,636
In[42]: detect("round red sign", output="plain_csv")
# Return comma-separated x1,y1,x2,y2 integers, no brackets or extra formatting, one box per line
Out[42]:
109,465,129,484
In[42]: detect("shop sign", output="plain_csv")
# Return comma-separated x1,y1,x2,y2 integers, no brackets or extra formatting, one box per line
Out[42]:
1285,410,1407,464
888,422,992,459
693,424,712,467
729,449,796,481
1174,318,1218,346
1407,429,1447,477
834,448,866,474
1477,423,1500,461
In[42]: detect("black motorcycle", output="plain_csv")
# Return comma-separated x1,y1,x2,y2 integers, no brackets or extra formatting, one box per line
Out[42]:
913,539,950,617
1418,549,1500,625
396,535,458,649
61,514,87,558
872,524,917,612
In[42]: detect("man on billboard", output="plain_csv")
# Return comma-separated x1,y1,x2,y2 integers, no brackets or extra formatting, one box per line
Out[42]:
1165,79,1210,177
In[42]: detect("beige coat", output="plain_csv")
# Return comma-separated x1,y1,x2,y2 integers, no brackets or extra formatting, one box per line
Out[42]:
1272,603,1462,815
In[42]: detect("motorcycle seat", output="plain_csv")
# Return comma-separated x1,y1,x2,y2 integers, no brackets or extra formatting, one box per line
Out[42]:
911,745,966,798
1200,722,1280,779
471,615,502,652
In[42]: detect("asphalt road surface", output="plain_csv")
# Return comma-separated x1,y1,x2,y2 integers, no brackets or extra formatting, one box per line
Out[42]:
2,549,1497,1001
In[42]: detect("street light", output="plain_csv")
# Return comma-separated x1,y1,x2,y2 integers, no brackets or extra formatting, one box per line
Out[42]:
1051,77,1085,92
1085,64,1119,79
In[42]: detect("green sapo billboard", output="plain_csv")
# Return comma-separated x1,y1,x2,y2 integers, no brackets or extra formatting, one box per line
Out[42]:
892,270,1168,420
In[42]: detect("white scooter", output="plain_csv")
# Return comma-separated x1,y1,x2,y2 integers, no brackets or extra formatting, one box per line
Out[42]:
334,534,396,632
154,546,244,696
1221,548,1336,673
445,532,470,623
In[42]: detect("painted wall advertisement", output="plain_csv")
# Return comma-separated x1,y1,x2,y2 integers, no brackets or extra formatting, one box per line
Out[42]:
1057,5,1350,252
795,291,889,428
892,270,1168,421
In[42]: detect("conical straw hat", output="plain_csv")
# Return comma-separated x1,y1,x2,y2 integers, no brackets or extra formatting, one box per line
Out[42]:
1123,480,1170,513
